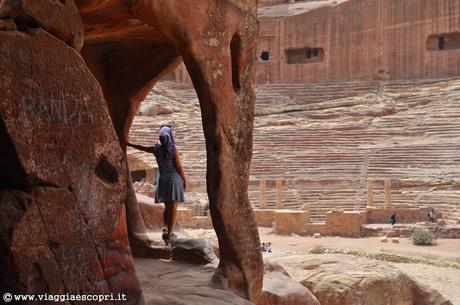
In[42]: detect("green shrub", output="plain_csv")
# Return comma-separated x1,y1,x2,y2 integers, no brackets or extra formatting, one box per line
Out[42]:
411,228,435,245
310,245,326,254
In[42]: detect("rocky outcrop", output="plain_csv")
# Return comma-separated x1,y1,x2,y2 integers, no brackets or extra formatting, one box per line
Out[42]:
0,27,142,303
135,258,254,305
170,237,217,265
278,254,452,305
136,194,164,231
1,0,263,303
258,262,320,305
80,0,263,301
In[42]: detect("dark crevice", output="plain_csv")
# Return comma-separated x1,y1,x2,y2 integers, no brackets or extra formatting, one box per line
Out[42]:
230,33,242,94
13,13,41,32
0,115,30,189
95,155,118,184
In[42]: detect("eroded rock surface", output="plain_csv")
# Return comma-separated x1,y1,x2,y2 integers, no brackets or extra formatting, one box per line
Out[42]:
135,258,254,305
170,237,217,265
1,0,263,302
0,28,142,303
258,262,320,305
269,254,452,305
80,0,263,301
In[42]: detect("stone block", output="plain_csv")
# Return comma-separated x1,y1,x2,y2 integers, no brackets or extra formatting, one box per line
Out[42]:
177,207,193,224
275,210,309,235
324,210,364,237
254,209,276,227
191,216,213,229
366,207,429,224
304,224,328,236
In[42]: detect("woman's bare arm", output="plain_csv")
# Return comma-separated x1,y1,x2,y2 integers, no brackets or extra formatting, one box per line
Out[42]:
173,149,187,191
127,142,155,153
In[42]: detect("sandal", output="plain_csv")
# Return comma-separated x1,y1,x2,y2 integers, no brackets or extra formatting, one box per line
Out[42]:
162,232,177,246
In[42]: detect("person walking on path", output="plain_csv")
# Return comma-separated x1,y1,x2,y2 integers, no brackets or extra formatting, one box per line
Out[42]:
128,125,187,244
428,208,435,223
390,211,397,226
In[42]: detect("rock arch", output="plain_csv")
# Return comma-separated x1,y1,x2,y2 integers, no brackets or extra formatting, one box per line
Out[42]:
0,0,262,303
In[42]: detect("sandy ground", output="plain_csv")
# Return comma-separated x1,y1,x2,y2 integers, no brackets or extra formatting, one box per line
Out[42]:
185,227,460,305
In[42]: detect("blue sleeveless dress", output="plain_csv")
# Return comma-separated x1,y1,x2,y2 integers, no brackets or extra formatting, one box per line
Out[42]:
153,144,185,203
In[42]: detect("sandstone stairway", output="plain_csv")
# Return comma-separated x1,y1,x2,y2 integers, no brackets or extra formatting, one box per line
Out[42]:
129,78,460,223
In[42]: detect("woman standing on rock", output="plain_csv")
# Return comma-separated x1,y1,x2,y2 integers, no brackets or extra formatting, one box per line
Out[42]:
128,125,187,244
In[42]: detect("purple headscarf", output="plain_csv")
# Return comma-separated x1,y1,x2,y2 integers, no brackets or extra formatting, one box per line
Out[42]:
158,125,175,157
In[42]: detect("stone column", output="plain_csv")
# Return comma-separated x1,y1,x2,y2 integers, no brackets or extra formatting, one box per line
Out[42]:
276,179,283,208
384,178,392,208
259,177,266,208
367,179,374,207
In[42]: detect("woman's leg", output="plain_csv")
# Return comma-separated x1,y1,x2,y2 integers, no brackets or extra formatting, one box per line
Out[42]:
167,201,179,236
163,203,170,231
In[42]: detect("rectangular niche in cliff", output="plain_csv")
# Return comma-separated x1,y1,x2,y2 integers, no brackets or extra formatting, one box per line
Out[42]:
131,169,147,182
285,47,324,64
427,32,460,51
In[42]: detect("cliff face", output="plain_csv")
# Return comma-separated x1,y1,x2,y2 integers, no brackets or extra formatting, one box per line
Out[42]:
169,0,460,85
257,0,460,83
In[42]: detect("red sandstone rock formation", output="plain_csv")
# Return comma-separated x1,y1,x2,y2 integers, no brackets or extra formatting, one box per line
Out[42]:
293,254,452,305
0,24,142,305
0,0,263,303
79,0,263,301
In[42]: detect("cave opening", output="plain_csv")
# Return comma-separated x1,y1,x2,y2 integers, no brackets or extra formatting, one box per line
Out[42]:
260,51,270,61
285,47,324,64
427,32,460,51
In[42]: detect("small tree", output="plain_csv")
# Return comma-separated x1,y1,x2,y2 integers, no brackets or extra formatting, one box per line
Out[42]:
411,228,435,245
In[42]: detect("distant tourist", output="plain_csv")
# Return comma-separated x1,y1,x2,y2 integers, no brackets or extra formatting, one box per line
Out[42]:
266,242,272,253
428,209,435,223
260,242,272,253
128,125,187,245
390,211,397,226
261,242,266,252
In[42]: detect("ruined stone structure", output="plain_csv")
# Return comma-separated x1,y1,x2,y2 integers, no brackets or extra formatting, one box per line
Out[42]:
0,0,263,303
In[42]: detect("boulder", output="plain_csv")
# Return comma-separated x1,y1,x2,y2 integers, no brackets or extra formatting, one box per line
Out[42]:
138,104,173,116
294,254,452,305
258,261,320,305
412,282,453,305
170,237,217,265
136,194,164,231
258,272,320,305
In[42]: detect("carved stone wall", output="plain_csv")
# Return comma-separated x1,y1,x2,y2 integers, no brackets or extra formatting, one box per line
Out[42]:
257,0,460,83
